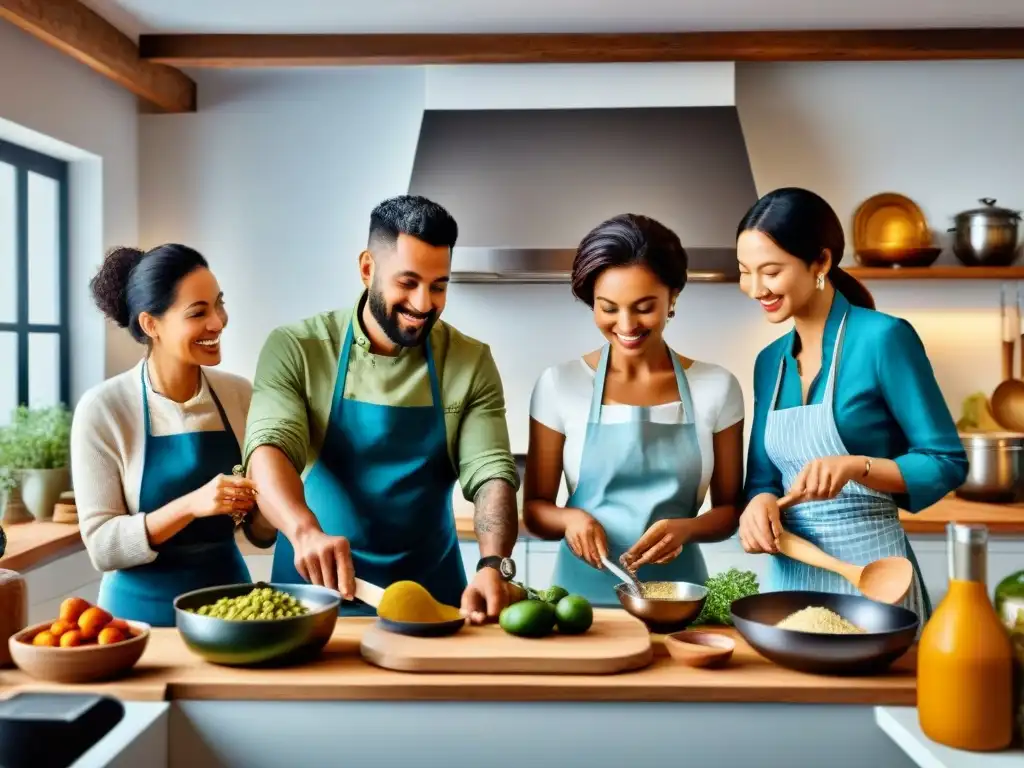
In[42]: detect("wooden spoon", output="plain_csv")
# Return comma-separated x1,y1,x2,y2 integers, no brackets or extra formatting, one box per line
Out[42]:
775,531,913,604
772,494,914,604
991,285,1024,431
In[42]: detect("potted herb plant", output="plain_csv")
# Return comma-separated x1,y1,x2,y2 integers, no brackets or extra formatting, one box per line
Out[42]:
0,406,72,522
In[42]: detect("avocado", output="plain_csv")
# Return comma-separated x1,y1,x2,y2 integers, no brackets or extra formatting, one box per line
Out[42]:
499,599,557,638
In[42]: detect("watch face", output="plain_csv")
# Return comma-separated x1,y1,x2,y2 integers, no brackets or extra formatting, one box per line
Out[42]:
499,558,516,580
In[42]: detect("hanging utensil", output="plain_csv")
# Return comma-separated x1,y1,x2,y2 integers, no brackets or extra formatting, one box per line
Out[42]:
991,284,1024,432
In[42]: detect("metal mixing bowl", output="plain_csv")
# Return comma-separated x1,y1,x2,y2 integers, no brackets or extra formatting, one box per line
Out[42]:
731,591,919,676
614,581,708,633
174,581,341,667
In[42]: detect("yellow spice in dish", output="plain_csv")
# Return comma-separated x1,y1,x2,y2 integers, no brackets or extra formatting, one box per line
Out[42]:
376,580,461,623
775,606,866,634
638,582,679,599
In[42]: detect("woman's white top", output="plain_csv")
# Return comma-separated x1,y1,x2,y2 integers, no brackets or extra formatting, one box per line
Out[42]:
529,357,745,505
70,359,252,573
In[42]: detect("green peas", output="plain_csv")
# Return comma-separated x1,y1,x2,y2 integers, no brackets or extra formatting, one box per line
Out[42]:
186,587,311,621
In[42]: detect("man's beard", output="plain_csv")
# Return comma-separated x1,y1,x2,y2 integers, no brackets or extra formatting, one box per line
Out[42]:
367,283,437,348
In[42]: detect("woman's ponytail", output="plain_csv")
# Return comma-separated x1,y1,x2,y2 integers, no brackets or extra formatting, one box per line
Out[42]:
829,265,875,310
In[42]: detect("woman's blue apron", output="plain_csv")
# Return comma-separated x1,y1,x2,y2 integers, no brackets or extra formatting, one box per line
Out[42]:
551,345,708,607
97,365,251,627
270,319,466,616
763,312,931,620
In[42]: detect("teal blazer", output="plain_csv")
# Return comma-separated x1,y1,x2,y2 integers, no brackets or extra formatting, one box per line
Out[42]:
745,291,969,513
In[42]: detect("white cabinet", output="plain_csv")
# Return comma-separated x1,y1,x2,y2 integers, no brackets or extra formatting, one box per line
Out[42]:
22,549,102,625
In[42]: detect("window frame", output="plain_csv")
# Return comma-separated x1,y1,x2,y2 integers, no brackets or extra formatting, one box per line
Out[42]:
0,138,71,409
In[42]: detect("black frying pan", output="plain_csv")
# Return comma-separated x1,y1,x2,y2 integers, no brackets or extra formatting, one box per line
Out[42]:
730,591,919,676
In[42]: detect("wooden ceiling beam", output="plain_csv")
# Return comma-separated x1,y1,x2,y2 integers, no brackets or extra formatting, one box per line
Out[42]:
138,28,1024,67
1,0,196,113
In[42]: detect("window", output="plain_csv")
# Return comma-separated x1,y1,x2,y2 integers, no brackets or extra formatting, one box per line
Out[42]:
0,139,70,424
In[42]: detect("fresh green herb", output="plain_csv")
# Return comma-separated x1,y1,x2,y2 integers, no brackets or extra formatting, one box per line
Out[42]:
0,405,72,475
692,568,760,626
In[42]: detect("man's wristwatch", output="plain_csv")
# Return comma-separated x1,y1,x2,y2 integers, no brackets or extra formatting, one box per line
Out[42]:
477,556,516,581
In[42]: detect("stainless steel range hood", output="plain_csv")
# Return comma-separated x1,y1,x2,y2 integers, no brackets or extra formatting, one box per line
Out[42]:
407,105,758,284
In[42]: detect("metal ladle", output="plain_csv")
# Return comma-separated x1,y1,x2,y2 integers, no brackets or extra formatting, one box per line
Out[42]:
991,284,1024,431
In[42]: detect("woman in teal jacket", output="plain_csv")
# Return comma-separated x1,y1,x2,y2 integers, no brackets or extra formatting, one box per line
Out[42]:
736,187,968,620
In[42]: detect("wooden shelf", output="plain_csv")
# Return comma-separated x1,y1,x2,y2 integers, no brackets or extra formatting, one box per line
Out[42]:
846,266,1024,280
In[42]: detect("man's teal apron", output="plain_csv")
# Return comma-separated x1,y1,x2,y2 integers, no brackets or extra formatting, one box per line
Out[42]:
551,345,708,607
270,318,466,616
97,365,251,627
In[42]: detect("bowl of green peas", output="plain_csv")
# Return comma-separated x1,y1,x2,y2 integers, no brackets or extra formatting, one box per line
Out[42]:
174,581,341,667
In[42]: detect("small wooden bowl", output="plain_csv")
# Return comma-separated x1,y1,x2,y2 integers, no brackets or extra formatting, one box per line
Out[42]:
663,630,735,668
8,620,150,683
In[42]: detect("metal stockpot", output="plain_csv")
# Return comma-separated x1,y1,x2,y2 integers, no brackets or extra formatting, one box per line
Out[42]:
949,198,1022,266
956,432,1024,504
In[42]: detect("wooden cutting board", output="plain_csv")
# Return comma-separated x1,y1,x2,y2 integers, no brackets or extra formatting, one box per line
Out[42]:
359,608,653,675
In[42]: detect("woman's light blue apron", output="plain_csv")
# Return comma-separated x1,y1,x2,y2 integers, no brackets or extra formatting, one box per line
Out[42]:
763,312,931,621
270,318,466,616
551,345,707,607
97,365,251,628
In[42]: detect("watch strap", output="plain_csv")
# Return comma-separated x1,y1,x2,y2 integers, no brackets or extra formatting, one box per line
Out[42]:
477,556,515,580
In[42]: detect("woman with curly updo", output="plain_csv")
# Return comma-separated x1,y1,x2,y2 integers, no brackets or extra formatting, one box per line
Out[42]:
71,244,256,626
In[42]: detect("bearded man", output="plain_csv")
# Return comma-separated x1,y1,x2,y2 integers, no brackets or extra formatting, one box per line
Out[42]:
242,195,520,623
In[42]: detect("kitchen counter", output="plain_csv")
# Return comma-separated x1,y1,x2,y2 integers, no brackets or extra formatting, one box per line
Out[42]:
0,520,83,571
0,614,916,705
0,615,923,768
875,707,1023,767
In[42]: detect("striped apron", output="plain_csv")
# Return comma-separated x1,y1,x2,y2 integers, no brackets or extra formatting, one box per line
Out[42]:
763,312,931,621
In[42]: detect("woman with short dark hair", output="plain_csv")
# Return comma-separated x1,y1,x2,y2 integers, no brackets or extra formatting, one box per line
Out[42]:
523,214,745,606
736,187,968,620
71,244,257,627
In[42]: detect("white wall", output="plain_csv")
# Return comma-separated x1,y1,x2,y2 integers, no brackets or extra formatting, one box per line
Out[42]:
0,20,139,402
138,61,1024,459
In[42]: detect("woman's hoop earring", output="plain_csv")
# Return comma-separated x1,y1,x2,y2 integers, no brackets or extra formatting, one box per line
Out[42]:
816,273,825,291
668,310,676,318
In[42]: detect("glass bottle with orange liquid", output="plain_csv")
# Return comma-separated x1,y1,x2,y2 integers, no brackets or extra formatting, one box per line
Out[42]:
918,523,1014,751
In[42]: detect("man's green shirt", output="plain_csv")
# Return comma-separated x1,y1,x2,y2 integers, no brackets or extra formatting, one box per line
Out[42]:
242,292,519,501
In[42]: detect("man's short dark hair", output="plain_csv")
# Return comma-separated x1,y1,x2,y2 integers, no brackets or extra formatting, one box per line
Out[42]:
368,195,459,252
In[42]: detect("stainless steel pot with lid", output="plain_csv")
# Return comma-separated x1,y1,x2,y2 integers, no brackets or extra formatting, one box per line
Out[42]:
950,198,1022,266
956,431,1024,503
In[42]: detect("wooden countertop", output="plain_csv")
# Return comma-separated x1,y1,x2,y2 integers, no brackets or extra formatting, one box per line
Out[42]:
897,496,1024,535
0,614,917,705
454,496,1024,540
0,521,83,571
3,494,1024,572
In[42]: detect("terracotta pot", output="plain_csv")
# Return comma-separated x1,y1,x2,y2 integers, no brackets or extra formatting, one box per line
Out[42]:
0,570,28,668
